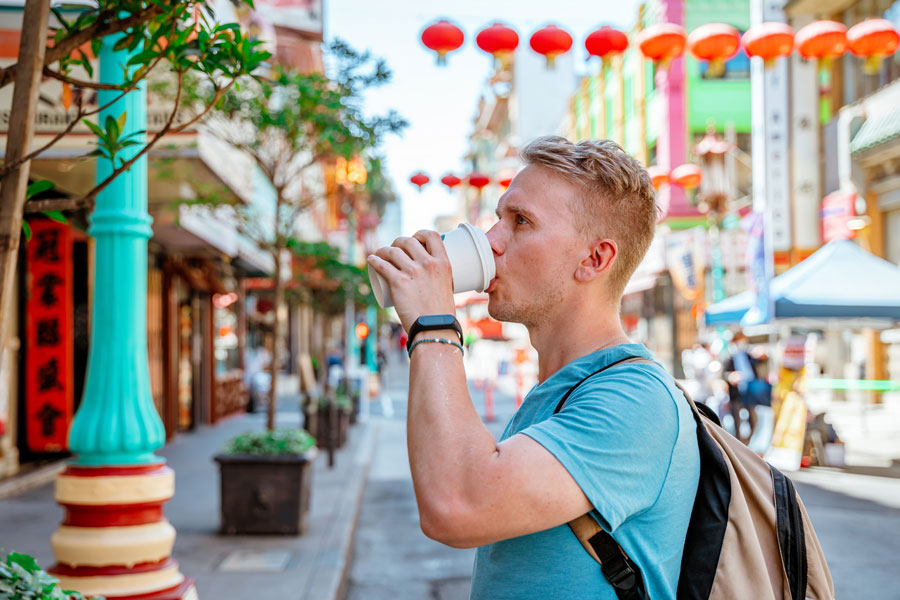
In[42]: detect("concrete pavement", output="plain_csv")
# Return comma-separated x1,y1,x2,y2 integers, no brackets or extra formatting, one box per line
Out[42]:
0,387,375,600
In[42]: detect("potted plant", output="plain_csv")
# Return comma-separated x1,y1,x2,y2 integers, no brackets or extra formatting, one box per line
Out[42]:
303,389,351,451
214,429,317,535
0,551,97,600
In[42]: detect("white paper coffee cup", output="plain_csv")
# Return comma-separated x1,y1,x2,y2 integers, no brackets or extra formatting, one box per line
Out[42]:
369,223,496,309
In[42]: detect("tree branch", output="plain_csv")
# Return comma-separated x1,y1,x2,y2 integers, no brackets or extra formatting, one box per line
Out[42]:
23,196,91,214
43,66,123,90
2,86,132,178
0,4,167,89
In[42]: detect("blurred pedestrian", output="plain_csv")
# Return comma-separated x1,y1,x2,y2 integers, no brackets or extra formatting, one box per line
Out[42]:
722,332,770,443
367,136,699,599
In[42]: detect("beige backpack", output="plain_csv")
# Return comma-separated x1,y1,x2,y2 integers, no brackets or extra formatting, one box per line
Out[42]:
557,357,834,600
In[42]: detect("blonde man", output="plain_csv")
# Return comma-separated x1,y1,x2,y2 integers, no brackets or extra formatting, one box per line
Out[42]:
368,136,700,599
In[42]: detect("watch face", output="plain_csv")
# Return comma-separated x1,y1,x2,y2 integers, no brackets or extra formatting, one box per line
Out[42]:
419,314,455,327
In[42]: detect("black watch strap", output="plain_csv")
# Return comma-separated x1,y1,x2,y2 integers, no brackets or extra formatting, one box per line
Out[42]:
406,314,463,352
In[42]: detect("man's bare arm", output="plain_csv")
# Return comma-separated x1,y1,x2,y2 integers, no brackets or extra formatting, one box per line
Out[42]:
407,337,592,548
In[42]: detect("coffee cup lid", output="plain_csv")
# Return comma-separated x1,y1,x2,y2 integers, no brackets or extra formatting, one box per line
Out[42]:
458,223,495,292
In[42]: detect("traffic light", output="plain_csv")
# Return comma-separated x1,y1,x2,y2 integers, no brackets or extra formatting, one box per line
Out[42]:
355,322,369,339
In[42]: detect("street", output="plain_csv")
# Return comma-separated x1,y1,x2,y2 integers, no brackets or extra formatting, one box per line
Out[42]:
346,353,900,599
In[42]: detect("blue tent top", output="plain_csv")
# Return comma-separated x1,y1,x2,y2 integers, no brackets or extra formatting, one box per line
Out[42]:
705,240,900,325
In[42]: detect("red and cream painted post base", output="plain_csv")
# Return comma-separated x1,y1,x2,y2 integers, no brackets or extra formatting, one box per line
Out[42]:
48,464,196,600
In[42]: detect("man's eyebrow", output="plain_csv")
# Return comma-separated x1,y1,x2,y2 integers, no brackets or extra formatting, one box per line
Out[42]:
495,204,537,221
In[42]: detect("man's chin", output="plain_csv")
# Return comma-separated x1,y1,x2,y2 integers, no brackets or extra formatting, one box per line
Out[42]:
487,297,519,324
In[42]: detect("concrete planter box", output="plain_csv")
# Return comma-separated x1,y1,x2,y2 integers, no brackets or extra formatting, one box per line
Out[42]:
214,450,317,535
305,408,350,449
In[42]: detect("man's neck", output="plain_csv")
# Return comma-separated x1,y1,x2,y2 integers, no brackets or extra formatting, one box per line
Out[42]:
528,298,631,383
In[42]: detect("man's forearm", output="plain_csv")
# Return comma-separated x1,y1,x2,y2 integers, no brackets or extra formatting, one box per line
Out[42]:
407,334,498,530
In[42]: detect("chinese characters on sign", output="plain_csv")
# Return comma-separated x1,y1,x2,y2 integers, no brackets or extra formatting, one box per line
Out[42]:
26,221,73,452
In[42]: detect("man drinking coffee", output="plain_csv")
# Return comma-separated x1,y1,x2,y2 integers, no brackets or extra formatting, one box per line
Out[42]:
367,136,700,599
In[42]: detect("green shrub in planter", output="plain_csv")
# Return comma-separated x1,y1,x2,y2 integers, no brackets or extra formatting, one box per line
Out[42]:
215,428,317,535
0,551,99,600
222,428,315,456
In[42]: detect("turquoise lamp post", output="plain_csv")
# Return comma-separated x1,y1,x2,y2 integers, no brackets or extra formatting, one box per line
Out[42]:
48,38,196,600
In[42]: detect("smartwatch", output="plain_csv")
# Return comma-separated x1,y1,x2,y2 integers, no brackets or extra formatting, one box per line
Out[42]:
406,314,463,352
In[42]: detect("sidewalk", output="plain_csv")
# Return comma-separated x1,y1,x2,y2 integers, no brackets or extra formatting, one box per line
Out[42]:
0,390,377,600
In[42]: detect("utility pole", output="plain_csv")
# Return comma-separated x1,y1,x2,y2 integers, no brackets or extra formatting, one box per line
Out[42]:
47,36,195,600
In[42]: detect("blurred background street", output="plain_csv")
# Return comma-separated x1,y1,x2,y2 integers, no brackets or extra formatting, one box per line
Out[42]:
3,0,900,597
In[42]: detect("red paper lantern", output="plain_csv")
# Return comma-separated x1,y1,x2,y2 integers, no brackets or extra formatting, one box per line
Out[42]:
847,19,900,74
410,172,430,189
688,23,741,77
421,19,465,65
585,26,629,62
499,176,513,188
638,23,687,65
476,22,519,63
742,22,794,66
529,25,573,68
647,166,669,190
670,164,702,189
795,20,847,62
468,172,491,189
440,174,462,188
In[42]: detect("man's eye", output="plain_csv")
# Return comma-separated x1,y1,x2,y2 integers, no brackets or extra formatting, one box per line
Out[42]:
515,215,528,225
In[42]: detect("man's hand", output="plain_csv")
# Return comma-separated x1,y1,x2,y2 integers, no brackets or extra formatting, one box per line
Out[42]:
367,230,456,331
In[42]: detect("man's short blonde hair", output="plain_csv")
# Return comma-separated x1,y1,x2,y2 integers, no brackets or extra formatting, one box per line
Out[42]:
520,136,658,299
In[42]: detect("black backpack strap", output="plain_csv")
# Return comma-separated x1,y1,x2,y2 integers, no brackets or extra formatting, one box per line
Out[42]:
558,355,653,600
553,356,645,414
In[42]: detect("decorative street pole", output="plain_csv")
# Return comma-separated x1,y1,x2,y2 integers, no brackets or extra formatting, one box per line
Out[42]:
47,38,196,600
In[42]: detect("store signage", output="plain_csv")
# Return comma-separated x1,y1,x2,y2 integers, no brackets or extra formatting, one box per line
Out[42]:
25,220,73,452
820,191,857,242
750,0,792,253
665,229,705,301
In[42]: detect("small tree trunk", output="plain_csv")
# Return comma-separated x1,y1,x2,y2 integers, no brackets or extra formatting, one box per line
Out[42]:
0,0,51,356
267,245,283,431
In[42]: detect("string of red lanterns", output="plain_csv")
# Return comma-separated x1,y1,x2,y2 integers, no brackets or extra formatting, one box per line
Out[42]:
688,23,741,77
529,24,574,68
847,18,900,74
420,18,900,74
420,19,465,65
585,26,629,64
411,172,497,190
409,172,430,189
440,174,462,188
647,165,702,190
476,22,519,65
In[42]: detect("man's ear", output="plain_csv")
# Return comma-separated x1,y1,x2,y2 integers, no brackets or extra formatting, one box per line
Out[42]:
574,239,617,282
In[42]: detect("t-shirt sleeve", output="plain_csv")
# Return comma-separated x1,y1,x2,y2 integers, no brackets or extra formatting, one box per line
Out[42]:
519,367,680,532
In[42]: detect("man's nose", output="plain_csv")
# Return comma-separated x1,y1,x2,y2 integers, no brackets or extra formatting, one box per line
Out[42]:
486,222,503,256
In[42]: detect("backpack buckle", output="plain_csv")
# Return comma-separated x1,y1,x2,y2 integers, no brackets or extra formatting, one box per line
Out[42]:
602,559,636,591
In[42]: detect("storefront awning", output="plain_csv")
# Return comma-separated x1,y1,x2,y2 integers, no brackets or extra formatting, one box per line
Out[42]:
705,240,900,325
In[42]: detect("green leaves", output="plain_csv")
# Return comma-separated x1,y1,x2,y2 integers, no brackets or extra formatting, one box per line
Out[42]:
82,112,145,168
223,428,315,456
26,180,55,200
0,550,99,599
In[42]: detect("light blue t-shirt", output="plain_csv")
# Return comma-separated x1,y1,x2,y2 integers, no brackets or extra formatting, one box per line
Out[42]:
470,344,700,600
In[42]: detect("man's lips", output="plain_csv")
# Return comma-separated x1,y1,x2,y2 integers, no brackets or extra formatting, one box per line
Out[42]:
486,277,498,293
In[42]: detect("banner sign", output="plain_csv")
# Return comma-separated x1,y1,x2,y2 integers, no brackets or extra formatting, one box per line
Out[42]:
821,191,858,243
26,221,74,452
741,211,772,326
666,228,705,301
765,391,808,471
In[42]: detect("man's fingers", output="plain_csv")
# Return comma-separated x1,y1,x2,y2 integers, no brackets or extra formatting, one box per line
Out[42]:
392,236,430,261
413,230,449,261
375,246,415,271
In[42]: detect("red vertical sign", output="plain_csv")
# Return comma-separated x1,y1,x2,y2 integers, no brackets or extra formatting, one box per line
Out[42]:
26,220,73,452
